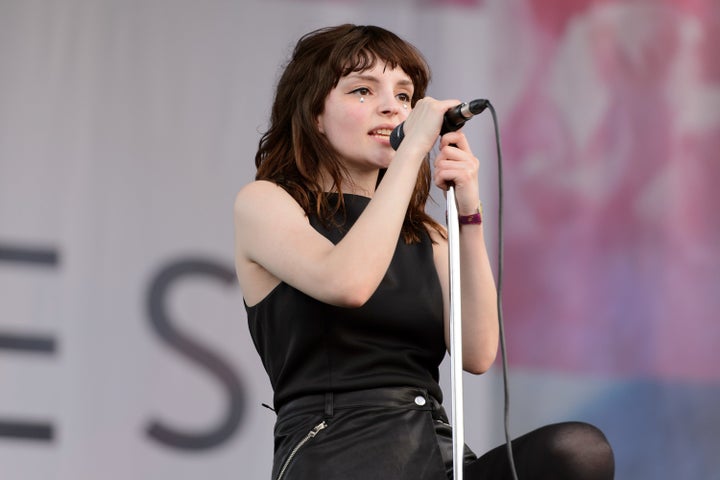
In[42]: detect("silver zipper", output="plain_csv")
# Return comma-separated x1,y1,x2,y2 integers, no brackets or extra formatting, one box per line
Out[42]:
275,420,327,480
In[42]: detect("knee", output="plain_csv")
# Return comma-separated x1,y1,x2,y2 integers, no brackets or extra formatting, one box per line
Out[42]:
546,422,615,479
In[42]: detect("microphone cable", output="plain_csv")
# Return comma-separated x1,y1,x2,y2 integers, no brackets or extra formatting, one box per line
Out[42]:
486,102,519,480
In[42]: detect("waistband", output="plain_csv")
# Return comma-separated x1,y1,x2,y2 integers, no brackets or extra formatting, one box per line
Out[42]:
277,386,442,419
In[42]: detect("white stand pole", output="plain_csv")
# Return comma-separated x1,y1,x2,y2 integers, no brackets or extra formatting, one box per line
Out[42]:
447,185,464,480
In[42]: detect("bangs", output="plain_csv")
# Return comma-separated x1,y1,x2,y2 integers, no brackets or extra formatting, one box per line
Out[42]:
330,26,430,103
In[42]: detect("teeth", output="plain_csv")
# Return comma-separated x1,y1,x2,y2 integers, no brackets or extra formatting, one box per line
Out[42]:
371,129,392,136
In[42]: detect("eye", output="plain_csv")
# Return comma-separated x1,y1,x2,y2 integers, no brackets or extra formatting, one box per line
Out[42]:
350,87,371,96
397,93,411,103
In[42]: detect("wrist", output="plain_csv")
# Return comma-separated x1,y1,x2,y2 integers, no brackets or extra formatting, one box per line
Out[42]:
395,130,434,159
458,203,483,226
446,203,483,226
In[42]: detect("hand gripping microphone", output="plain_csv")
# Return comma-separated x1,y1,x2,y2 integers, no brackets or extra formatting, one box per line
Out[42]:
389,99,490,150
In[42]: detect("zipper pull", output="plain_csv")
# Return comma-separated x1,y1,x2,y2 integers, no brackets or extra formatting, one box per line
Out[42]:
308,421,327,438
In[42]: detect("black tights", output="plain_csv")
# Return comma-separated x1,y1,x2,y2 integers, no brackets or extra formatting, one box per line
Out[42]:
463,422,615,480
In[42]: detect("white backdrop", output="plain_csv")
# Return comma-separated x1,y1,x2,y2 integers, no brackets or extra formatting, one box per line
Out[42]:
1,1,505,478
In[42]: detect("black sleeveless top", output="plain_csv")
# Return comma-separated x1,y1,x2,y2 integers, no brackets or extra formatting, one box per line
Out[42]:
245,194,446,410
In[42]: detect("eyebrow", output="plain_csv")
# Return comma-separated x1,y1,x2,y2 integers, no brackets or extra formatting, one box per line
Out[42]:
343,73,413,87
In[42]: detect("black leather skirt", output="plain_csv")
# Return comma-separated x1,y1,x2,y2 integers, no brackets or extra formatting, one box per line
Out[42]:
271,386,477,480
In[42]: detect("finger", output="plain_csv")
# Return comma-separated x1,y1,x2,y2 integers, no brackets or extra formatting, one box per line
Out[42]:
435,164,477,185
439,131,469,150
434,154,479,179
435,149,479,173
402,97,462,148
433,168,481,210
440,99,463,110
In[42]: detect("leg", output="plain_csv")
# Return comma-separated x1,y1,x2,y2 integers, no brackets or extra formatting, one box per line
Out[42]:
464,422,614,480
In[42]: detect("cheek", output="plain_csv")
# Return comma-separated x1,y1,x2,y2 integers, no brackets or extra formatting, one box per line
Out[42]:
337,103,365,125
325,105,364,140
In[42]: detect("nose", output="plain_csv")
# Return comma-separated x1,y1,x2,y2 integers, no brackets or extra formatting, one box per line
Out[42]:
378,91,402,116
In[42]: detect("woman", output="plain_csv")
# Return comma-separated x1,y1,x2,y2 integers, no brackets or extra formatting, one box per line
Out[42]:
234,24,614,480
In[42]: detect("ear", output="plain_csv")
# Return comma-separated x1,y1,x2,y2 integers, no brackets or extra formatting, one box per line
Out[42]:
316,113,325,134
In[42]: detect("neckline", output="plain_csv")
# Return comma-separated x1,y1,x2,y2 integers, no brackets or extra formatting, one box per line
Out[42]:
325,192,372,201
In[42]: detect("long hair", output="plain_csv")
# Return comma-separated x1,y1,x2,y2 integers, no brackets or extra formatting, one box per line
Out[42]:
255,24,445,243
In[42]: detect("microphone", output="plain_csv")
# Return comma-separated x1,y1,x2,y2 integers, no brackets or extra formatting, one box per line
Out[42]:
389,99,490,150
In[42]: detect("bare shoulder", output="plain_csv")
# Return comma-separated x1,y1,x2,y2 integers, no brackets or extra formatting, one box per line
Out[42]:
233,180,310,304
234,180,312,236
234,180,302,217
233,180,310,261
235,179,283,200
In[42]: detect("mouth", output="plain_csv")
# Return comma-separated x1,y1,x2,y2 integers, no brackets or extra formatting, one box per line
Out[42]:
369,128,393,140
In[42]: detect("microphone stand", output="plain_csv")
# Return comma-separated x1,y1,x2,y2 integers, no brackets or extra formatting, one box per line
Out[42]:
446,185,464,480
390,101,492,480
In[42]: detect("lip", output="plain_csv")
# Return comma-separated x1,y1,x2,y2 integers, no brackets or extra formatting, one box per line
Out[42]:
368,124,397,144
368,124,397,135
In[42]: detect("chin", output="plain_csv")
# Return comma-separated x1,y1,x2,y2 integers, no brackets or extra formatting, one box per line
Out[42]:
378,151,395,166
376,158,393,169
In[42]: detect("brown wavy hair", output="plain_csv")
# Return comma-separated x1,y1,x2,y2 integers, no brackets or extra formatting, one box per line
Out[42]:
255,24,445,243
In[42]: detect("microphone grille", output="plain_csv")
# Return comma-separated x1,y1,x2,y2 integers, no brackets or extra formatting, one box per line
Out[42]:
389,123,404,151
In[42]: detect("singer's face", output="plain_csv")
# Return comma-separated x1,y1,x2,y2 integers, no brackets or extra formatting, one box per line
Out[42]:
316,62,413,174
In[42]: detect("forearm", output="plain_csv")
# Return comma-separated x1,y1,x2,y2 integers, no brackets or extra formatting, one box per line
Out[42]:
322,143,428,305
458,224,499,373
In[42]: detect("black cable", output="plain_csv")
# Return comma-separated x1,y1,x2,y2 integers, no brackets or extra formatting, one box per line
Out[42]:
487,103,519,480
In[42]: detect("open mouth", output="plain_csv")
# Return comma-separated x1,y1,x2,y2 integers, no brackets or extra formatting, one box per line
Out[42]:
369,128,392,139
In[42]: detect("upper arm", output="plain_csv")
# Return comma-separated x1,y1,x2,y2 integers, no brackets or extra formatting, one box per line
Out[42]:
234,181,345,304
